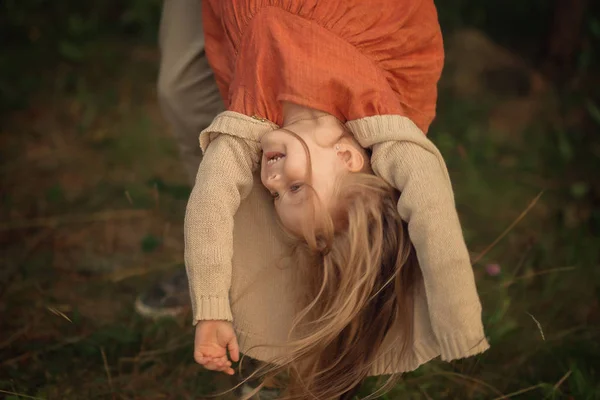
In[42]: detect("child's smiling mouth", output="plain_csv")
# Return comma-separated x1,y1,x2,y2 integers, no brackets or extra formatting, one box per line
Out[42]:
265,152,286,165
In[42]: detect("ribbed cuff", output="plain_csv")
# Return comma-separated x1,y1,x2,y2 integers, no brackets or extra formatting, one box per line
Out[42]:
436,332,490,361
192,296,233,325
368,336,441,376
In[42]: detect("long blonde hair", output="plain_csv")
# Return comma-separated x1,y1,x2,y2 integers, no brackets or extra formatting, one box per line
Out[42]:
243,172,419,399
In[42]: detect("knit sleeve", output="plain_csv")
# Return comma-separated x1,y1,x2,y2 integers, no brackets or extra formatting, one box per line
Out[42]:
184,134,259,324
348,116,489,361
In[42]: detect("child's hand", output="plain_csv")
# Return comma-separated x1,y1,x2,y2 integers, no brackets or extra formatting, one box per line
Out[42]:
194,320,240,375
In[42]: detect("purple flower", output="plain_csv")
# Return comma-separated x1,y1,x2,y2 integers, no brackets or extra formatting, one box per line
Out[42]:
485,263,501,277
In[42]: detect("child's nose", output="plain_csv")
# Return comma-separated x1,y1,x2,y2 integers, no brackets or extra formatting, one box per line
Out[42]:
268,173,280,181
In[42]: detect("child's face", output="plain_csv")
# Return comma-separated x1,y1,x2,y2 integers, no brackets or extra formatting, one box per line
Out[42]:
260,119,362,236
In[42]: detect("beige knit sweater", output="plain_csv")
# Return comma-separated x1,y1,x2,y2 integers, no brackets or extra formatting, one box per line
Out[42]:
184,111,489,375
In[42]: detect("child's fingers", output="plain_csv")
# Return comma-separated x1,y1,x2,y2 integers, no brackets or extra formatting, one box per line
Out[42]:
207,354,229,367
198,355,212,365
196,346,226,358
196,354,230,367
195,350,221,362
214,362,231,372
196,356,207,364
227,335,240,362
205,361,234,375
196,355,215,366
217,355,231,365
201,360,221,371
202,360,233,375
207,356,231,369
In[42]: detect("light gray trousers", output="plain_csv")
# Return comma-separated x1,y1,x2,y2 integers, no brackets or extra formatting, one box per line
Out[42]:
157,0,224,185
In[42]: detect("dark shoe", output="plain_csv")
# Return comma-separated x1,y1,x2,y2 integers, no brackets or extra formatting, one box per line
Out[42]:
135,267,189,318
239,383,281,399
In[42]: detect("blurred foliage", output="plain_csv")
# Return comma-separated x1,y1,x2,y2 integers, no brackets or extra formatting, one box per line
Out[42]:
1,0,161,45
436,0,553,55
0,0,161,112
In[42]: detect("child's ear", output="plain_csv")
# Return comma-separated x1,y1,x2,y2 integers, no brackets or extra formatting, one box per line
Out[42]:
335,144,365,172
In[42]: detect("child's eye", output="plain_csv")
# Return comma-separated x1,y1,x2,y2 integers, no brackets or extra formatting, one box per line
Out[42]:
290,184,303,193
271,192,280,199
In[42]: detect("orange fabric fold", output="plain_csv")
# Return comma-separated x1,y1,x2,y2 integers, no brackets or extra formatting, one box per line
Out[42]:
202,0,444,133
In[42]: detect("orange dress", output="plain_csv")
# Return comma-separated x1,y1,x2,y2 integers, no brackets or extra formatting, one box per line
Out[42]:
202,0,444,133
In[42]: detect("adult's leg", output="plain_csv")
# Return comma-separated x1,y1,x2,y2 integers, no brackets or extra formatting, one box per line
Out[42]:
157,0,224,183
135,0,223,319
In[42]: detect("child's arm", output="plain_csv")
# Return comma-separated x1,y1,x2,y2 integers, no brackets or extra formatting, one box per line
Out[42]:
374,138,489,360
184,112,274,374
184,133,260,324
350,117,489,361
185,133,258,374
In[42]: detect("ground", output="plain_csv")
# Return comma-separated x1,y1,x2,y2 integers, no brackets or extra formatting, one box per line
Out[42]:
1,28,599,400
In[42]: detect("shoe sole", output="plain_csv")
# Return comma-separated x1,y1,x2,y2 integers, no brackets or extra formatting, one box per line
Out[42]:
240,383,280,399
134,297,186,319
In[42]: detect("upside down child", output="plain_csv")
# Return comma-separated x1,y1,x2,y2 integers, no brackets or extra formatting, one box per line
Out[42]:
184,1,489,398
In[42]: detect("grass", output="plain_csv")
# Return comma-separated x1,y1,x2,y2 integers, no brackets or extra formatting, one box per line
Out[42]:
1,27,600,400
